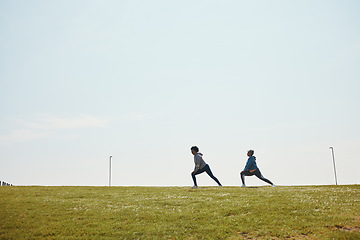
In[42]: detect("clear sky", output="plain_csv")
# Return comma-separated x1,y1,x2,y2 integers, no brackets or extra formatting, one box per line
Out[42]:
1,0,359,186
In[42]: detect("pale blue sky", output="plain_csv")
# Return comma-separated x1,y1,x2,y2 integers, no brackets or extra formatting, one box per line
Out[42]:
1,0,359,186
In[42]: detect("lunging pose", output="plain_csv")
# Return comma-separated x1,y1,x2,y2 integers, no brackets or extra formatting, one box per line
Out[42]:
240,150,275,187
191,146,222,189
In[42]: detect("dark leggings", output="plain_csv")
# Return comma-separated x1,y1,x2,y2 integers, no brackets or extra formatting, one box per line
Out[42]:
191,164,222,186
240,168,273,185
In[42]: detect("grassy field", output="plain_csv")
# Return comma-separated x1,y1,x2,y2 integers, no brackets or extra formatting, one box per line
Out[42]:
0,185,359,239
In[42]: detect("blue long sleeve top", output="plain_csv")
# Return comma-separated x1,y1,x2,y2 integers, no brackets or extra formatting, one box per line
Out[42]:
243,156,258,172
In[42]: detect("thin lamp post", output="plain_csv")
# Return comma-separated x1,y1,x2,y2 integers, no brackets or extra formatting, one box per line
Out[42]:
109,156,112,186
329,147,338,185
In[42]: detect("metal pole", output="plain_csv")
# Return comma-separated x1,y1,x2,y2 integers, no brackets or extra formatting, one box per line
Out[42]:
329,147,338,185
109,156,112,186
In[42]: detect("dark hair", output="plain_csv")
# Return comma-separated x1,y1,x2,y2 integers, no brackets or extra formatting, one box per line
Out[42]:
191,146,199,152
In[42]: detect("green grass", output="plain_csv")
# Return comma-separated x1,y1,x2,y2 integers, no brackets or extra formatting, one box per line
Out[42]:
0,185,359,239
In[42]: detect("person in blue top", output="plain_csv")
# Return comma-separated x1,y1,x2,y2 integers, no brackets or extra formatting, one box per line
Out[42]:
240,150,275,187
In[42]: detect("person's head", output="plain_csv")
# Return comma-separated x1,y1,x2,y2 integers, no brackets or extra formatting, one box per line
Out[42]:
247,150,254,157
191,146,199,155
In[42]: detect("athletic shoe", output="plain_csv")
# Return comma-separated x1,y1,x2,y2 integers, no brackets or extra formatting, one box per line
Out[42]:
218,185,222,187
241,184,246,187
192,185,198,189
272,184,276,187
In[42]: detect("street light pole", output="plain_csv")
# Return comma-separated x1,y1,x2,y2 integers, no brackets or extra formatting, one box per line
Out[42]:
329,147,338,185
109,156,112,186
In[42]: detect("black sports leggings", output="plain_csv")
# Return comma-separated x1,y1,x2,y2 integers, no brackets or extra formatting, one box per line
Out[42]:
240,168,273,185
191,164,222,186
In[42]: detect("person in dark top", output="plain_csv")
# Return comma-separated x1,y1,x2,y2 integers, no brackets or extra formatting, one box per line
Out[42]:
240,150,275,187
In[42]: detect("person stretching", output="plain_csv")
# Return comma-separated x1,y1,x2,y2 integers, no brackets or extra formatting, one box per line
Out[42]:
240,150,275,187
191,146,222,189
